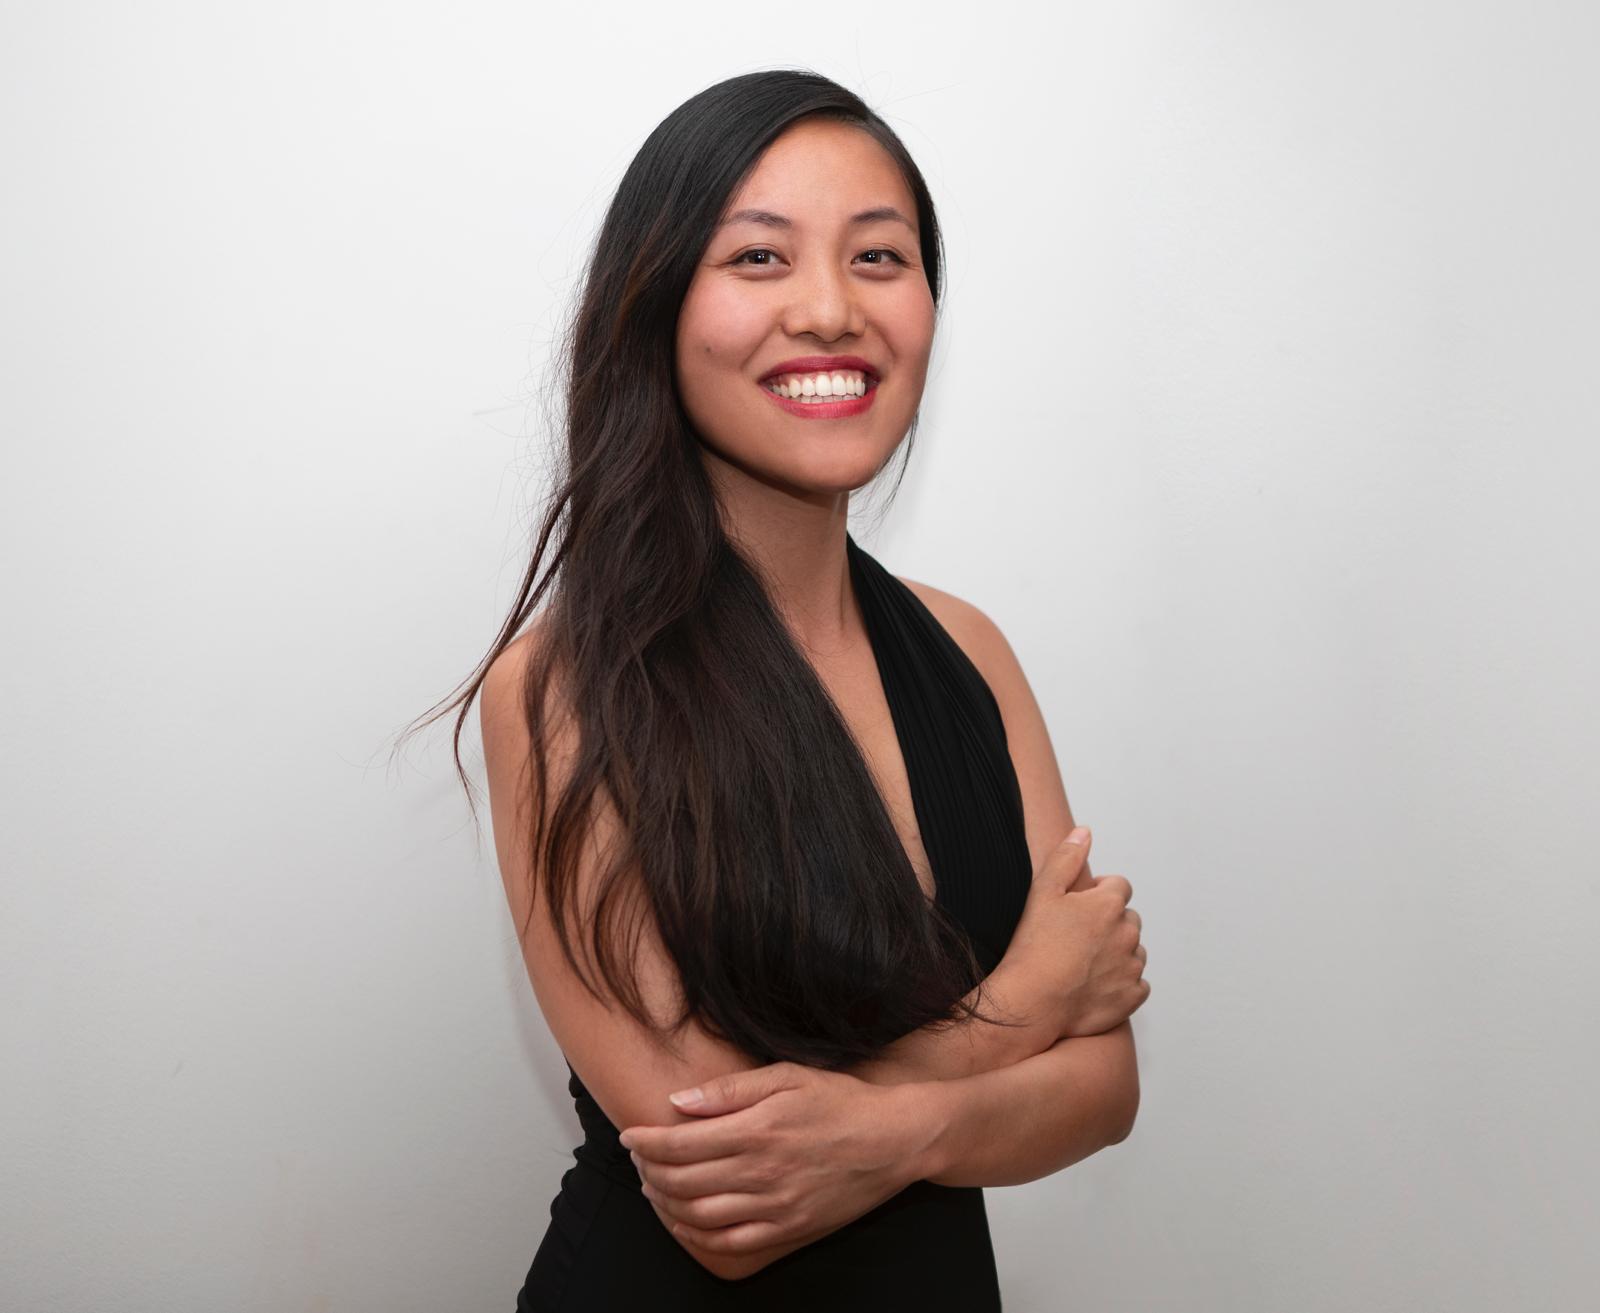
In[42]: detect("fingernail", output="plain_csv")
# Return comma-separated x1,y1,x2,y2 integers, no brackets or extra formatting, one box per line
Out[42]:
618,1132,634,1149
668,1087,703,1107
629,1149,640,1167
1064,827,1088,845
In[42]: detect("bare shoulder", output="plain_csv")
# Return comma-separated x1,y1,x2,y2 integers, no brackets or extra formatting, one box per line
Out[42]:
896,575,1082,875
894,575,1025,725
896,577,1009,679
480,616,553,742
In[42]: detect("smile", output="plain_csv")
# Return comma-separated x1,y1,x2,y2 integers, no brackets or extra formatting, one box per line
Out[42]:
763,369,871,400
758,370,878,419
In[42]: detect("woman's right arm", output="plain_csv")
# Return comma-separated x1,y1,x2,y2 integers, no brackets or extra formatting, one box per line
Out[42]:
482,632,778,1281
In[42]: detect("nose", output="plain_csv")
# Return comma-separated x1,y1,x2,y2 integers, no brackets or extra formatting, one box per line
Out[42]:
780,258,867,343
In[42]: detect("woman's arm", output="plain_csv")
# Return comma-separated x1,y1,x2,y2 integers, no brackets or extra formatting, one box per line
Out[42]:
482,635,792,1283
841,962,1058,1085
908,1019,1139,1187
688,1020,1139,1280
838,581,1099,1088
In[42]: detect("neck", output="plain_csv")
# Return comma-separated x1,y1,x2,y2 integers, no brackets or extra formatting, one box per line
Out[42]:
704,455,860,658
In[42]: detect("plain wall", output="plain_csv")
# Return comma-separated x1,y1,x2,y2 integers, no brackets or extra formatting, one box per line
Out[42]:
3,2,1595,1309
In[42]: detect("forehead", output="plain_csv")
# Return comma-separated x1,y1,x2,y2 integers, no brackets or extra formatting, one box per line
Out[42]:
719,119,916,230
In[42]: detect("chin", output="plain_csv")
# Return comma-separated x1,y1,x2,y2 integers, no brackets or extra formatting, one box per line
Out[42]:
697,421,903,494
777,446,897,493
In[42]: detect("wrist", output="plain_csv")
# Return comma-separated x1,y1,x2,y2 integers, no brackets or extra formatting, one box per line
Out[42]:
983,963,1058,1063
890,1077,956,1185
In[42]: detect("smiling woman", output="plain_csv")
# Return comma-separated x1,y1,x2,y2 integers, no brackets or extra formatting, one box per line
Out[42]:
673,118,936,510
396,66,1144,1311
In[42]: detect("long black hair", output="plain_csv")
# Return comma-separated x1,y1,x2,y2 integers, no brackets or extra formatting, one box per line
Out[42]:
396,69,1016,1070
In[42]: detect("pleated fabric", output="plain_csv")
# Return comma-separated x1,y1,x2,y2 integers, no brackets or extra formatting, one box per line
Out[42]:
846,532,1034,976
515,533,1034,1311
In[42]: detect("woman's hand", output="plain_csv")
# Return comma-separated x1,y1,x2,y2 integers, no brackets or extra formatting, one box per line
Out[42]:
618,1061,928,1258
1002,827,1150,1039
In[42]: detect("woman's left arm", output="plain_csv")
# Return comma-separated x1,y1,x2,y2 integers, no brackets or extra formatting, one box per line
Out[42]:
839,581,1121,1091
882,584,1147,1184
909,1018,1138,1187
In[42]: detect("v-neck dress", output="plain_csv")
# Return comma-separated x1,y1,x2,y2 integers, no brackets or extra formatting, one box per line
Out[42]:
515,533,1035,1311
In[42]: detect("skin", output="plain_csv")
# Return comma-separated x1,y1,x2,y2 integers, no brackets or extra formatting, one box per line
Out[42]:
605,116,1148,1278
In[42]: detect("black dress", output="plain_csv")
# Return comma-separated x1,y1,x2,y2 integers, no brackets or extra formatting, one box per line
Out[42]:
516,533,1035,1311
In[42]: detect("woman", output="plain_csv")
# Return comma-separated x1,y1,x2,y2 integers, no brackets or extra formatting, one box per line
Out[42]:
427,70,1149,1308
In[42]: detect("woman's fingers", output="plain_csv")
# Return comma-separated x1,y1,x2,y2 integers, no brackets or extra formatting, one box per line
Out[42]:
633,1148,772,1200
621,1106,769,1164
668,1216,791,1254
642,1183,782,1230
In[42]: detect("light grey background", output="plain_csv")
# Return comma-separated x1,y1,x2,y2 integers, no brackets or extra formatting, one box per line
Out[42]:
3,2,1595,1309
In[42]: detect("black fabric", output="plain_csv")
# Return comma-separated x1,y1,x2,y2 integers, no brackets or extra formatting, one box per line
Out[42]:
516,533,1034,1310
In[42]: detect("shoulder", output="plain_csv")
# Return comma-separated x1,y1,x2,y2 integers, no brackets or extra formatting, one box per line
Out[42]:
482,614,552,716
481,615,573,767
894,575,1032,731
480,619,565,813
896,575,1081,873
896,576,1013,683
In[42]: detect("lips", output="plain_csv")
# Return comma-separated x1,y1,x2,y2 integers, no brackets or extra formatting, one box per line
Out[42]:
757,354,880,384
759,377,878,419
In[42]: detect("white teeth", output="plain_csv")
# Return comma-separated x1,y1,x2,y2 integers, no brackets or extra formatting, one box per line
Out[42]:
763,370,871,400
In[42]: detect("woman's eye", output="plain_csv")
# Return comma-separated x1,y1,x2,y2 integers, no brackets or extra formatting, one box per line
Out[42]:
731,248,908,268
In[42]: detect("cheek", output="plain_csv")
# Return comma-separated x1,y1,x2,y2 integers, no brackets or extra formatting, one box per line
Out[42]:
678,284,769,376
883,287,936,371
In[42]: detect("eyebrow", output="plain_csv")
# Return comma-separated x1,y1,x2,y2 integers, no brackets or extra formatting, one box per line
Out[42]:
716,205,917,233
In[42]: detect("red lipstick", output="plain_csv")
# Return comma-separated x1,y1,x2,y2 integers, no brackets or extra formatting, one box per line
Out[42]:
757,355,880,383
760,384,877,420
756,355,881,420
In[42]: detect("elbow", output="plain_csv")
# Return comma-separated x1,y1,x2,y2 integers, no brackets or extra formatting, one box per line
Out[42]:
649,1194,775,1282
1105,1077,1141,1145
675,1236,769,1284
1106,1098,1139,1145
1103,1021,1141,1145
707,1255,766,1284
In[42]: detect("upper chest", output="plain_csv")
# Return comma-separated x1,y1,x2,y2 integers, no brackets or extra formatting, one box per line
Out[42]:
811,640,938,905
